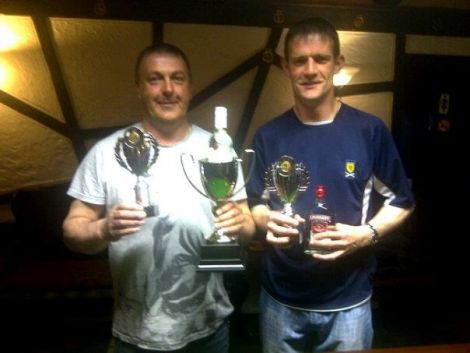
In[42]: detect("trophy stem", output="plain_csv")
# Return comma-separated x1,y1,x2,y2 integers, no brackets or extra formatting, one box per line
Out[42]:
283,203,294,217
135,176,154,217
282,203,303,245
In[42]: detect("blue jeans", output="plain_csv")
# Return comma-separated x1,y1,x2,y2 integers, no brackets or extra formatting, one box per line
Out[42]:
259,289,373,353
114,320,229,353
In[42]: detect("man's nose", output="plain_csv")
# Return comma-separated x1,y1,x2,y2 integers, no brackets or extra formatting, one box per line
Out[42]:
305,57,318,74
162,78,174,94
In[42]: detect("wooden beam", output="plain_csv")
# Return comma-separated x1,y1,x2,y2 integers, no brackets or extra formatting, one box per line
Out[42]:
234,26,284,151
32,16,88,159
0,89,72,137
1,1,469,36
189,51,261,111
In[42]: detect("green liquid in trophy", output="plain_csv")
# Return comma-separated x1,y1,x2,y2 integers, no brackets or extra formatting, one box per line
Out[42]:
201,160,237,201
278,187,299,204
275,174,300,204
206,177,233,199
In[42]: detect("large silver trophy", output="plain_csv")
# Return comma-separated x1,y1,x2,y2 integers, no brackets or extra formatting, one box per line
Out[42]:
115,127,159,217
181,107,254,271
265,155,309,244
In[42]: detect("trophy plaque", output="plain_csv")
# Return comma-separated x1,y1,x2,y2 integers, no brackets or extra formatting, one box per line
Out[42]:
180,150,254,272
265,155,309,244
115,127,159,217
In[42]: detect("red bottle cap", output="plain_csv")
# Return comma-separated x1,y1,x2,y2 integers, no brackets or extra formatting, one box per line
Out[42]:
315,185,326,199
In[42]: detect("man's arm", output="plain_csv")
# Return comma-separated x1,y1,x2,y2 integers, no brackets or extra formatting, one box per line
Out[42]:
365,203,414,242
310,204,414,259
251,204,270,233
63,199,146,255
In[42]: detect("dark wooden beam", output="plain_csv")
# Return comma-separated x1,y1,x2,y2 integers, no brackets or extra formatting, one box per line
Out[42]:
152,21,164,43
189,51,262,110
234,26,284,151
337,82,395,97
1,1,469,36
0,89,72,137
391,32,407,137
82,125,127,140
32,16,88,159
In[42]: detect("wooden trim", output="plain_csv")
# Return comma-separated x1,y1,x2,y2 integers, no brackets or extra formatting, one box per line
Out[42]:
32,16,87,159
2,1,469,36
189,51,261,111
234,26,284,151
0,89,71,137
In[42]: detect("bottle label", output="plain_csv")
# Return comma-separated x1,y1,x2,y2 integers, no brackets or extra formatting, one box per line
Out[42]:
305,213,333,255
309,214,332,233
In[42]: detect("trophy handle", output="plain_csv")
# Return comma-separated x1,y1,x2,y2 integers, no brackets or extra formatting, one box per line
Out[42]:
180,153,211,199
231,149,255,197
296,163,310,192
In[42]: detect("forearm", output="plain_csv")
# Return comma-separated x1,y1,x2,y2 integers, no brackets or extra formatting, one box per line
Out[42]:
63,200,109,255
251,204,271,233
63,217,109,255
366,204,414,240
237,200,256,245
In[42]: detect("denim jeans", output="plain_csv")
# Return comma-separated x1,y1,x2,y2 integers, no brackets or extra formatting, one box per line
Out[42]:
114,320,229,353
259,289,373,353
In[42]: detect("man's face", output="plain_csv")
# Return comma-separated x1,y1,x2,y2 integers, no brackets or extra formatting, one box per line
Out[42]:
136,53,192,126
283,34,344,106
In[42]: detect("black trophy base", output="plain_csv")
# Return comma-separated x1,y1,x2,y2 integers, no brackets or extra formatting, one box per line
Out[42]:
197,242,245,272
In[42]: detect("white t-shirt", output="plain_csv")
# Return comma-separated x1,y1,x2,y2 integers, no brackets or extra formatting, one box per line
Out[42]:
68,123,246,350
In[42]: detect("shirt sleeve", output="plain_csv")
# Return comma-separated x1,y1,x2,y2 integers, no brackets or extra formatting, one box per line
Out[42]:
372,121,415,209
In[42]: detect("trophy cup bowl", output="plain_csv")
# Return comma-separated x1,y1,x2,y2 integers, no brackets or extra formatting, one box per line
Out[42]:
115,127,159,217
200,160,238,205
181,150,254,271
265,155,309,244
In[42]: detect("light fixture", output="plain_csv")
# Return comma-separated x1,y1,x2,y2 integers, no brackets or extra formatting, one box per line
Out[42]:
0,15,19,52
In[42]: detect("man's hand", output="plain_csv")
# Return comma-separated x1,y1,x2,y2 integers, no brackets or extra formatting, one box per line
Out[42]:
266,211,305,248
307,223,373,260
103,203,147,242
213,200,255,243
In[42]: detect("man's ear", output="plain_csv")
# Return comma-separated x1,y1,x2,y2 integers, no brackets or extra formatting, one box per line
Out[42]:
334,54,345,74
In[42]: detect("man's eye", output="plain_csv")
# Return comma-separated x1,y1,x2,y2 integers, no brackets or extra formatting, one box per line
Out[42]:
148,76,162,83
292,57,307,66
173,76,186,83
314,55,330,64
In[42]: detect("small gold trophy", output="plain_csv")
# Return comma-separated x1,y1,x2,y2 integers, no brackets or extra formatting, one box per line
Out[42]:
114,127,159,216
265,155,309,244
181,107,254,271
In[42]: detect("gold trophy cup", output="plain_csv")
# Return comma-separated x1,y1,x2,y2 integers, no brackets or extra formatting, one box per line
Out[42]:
265,155,309,244
114,127,159,217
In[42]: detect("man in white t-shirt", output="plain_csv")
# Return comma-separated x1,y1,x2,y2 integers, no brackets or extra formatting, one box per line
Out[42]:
63,43,255,353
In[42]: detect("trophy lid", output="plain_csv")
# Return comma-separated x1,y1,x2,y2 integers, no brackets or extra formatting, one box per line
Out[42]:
215,106,227,129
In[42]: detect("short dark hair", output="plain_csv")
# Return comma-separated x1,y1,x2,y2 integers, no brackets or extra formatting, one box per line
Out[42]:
134,43,192,84
284,17,340,60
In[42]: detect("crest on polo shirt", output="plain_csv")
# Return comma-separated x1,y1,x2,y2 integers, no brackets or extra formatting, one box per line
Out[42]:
345,160,356,178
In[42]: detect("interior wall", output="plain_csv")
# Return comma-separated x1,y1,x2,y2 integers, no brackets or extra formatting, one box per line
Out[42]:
0,17,400,195
0,3,469,196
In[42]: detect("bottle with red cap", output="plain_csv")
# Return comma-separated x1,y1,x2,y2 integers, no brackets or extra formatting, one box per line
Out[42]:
304,184,334,255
